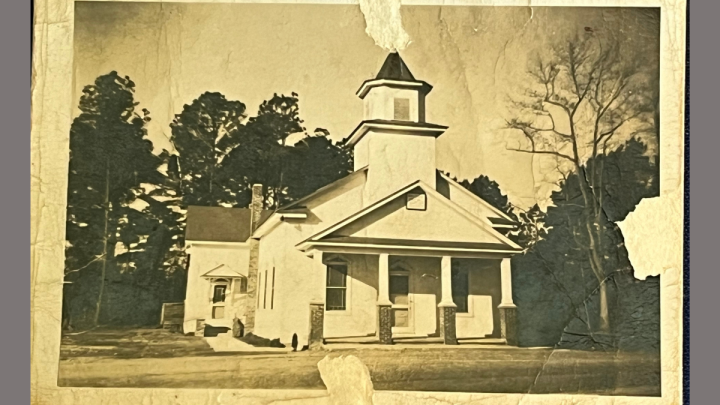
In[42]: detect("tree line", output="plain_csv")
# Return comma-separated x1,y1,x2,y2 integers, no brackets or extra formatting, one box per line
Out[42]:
63,73,352,329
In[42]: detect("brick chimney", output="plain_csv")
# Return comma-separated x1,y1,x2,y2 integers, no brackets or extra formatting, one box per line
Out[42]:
244,184,263,333
250,184,263,232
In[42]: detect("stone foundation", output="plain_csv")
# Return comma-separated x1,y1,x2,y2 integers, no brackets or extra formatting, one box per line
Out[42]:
308,301,325,350
438,306,458,345
499,305,518,346
377,304,393,344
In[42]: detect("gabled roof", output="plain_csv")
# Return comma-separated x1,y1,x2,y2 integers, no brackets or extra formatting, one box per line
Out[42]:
186,206,272,243
297,180,523,253
252,167,368,238
436,171,518,226
201,264,245,279
275,166,368,212
376,52,416,81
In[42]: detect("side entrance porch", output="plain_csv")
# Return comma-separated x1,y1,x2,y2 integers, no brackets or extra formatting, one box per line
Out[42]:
306,247,518,348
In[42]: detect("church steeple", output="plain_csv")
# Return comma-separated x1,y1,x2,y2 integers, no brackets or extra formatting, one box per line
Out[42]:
347,52,448,204
355,53,433,123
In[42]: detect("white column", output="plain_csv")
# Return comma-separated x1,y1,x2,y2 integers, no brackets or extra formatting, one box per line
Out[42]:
377,253,392,306
438,256,456,307
499,257,516,308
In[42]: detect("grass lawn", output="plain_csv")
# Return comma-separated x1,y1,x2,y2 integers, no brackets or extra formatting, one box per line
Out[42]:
58,328,661,396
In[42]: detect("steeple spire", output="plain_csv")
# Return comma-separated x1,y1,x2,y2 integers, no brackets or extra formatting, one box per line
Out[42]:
356,52,433,100
375,52,416,81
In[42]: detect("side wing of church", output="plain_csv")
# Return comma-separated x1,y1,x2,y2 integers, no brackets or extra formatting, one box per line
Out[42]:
183,53,523,347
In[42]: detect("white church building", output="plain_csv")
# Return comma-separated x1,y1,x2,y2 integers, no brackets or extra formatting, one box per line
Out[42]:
182,53,523,348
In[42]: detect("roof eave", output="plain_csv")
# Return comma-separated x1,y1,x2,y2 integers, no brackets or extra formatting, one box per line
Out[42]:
186,239,251,246
344,121,448,147
297,240,522,256
356,79,433,99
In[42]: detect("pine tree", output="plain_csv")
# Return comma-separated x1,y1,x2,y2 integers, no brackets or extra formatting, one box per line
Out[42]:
65,72,163,327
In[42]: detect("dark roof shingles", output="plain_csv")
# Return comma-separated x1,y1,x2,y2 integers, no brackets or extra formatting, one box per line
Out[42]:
376,52,416,81
185,206,272,242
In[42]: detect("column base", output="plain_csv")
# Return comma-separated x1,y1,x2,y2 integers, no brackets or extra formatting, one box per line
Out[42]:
499,305,518,346
438,306,458,345
308,301,325,350
377,304,393,345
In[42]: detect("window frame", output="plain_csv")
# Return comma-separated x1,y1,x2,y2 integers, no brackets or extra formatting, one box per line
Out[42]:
393,97,411,121
406,191,427,211
325,262,348,311
211,278,229,304
212,306,225,319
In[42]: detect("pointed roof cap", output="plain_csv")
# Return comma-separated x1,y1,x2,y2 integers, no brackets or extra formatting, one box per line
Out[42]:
375,52,416,81
356,52,433,99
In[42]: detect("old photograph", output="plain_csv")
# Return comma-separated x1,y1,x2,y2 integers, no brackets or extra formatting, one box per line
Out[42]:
57,2,663,396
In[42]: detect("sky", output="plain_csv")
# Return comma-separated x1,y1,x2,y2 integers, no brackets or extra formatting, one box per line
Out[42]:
74,3,659,209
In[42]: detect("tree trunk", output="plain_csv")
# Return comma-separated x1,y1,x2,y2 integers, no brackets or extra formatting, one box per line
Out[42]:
598,280,610,333
93,162,110,327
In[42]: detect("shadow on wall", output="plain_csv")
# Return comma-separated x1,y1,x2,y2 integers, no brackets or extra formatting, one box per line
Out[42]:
455,258,502,338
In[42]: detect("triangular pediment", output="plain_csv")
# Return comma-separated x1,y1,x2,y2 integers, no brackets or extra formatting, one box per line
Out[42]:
201,264,245,279
299,181,521,252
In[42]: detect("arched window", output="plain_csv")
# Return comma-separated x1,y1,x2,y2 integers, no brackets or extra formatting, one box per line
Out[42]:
211,278,229,304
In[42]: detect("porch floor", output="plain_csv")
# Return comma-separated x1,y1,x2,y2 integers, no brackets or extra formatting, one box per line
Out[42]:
324,336,507,345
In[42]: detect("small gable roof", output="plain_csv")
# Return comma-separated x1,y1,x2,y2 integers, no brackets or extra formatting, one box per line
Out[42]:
201,264,245,279
186,206,272,242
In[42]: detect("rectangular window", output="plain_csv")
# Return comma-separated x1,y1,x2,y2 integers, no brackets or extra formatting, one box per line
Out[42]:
406,192,427,211
257,273,262,307
451,269,469,313
263,270,268,309
394,98,410,121
238,277,248,294
326,264,347,311
270,268,276,310
212,306,225,319
212,285,227,303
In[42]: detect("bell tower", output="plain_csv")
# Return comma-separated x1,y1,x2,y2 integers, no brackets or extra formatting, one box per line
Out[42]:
358,52,432,123
345,52,448,205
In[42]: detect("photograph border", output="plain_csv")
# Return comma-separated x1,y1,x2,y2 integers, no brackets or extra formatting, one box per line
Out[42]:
30,0,687,403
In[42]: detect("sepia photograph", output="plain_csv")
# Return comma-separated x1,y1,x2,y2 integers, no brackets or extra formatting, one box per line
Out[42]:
54,1,666,397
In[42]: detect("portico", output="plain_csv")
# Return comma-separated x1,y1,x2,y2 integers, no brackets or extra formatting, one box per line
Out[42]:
304,242,517,347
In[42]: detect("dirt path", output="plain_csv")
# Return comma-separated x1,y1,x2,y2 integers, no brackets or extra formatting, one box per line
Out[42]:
58,347,660,395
